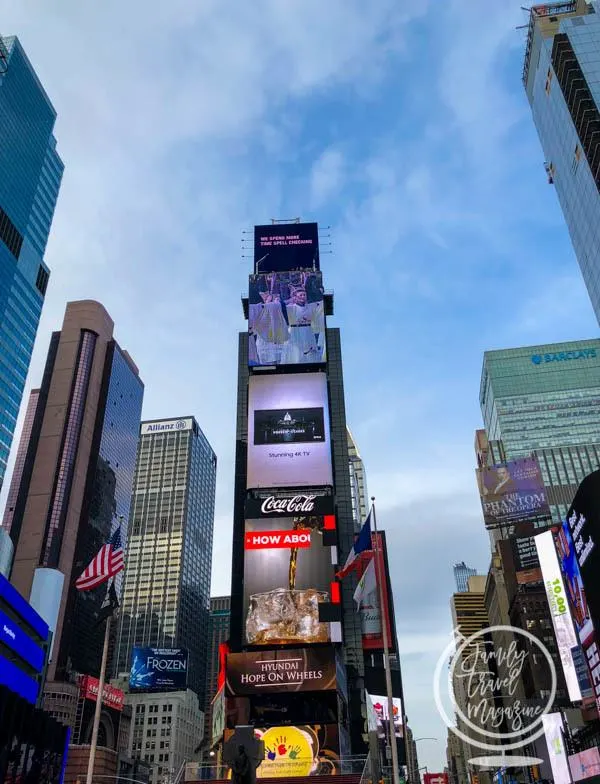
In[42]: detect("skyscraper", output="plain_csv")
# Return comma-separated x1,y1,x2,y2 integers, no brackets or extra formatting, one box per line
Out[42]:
0,35,63,488
480,339,600,520
114,417,217,703
523,0,600,322
5,300,143,683
453,561,478,593
348,427,369,528
203,596,230,747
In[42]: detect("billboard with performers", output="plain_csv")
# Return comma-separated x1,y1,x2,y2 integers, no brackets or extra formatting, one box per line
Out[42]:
247,373,333,489
226,648,337,696
254,223,319,273
129,647,188,691
476,457,550,529
366,693,403,738
249,271,325,367
358,532,396,651
243,515,335,646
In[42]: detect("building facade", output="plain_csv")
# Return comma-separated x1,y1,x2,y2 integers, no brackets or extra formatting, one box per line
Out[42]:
347,427,369,528
523,0,600,323
203,596,230,748
114,417,217,703
125,689,203,784
5,300,143,683
0,35,63,488
453,561,478,593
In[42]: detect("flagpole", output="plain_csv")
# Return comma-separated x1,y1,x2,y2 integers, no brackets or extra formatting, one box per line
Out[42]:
371,497,400,784
86,614,111,784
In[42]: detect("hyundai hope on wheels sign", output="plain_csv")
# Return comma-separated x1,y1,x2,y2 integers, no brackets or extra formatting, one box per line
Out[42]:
129,647,188,691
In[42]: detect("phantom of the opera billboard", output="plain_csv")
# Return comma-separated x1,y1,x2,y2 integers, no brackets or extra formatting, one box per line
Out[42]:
243,513,335,646
247,372,333,489
476,456,550,529
254,222,320,273
248,271,326,368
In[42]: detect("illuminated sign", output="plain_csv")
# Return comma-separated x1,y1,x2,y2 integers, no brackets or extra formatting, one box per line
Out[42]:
140,418,193,435
535,530,582,702
226,648,336,695
0,572,48,642
245,490,334,518
254,223,319,273
0,607,45,672
531,348,596,365
130,647,188,691
0,653,39,704
542,713,571,784
79,675,124,711
244,529,312,550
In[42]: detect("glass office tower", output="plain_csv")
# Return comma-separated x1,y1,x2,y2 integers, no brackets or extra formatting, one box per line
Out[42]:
453,561,478,593
523,1,600,322
480,338,600,520
0,35,63,486
115,418,217,703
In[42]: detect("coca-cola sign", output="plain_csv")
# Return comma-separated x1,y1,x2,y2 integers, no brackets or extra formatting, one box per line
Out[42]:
261,495,316,514
246,490,333,518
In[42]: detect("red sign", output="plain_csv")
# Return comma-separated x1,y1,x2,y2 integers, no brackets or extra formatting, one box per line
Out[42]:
244,529,312,550
424,774,448,784
78,675,124,712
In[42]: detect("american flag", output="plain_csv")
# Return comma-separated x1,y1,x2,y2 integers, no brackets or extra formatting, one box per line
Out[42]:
75,526,124,591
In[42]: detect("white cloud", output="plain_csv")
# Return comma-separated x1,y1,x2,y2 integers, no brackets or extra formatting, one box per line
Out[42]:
310,147,345,209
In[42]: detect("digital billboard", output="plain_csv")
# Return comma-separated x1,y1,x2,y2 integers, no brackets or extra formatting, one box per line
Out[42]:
568,747,600,781
367,693,403,738
226,648,336,695
476,457,550,529
535,530,583,702
245,489,334,518
254,222,319,273
78,675,124,711
249,271,326,367
243,516,334,646
511,535,543,584
247,373,333,489
542,713,571,784
253,724,339,777
129,647,188,691
556,521,599,711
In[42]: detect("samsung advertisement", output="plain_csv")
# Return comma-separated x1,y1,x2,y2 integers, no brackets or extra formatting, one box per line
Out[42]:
243,516,334,646
249,271,326,367
129,647,188,691
247,373,333,489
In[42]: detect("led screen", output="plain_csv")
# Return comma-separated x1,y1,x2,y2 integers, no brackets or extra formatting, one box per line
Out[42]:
249,271,326,367
247,373,332,489
243,516,334,646
129,647,188,691
226,648,337,695
253,724,339,777
254,223,319,273
476,457,550,529
367,693,403,738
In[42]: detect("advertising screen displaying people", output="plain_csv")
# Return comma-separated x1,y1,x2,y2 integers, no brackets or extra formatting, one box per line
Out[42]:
476,457,550,529
254,222,319,273
247,373,333,489
243,516,334,646
248,271,326,367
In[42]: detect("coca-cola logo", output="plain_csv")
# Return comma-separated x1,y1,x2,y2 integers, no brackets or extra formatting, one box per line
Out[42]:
260,495,317,514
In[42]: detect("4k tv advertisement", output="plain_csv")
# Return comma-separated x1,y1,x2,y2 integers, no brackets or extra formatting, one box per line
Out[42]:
243,513,335,646
129,647,188,691
246,373,333,489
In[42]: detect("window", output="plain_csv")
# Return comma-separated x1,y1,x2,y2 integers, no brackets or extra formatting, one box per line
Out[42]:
0,204,23,259
572,143,582,174
35,265,49,295
545,67,553,94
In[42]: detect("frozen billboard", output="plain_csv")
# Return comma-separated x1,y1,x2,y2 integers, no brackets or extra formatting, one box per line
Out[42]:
476,457,550,529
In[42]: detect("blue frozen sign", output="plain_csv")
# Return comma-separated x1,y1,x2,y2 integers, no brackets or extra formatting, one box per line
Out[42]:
130,647,188,691
531,348,597,365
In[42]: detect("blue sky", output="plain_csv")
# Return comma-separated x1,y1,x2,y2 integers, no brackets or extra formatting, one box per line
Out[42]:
2,0,599,773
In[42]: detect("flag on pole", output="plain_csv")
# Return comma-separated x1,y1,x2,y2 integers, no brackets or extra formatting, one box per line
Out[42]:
75,526,124,591
353,556,376,608
95,580,119,627
336,509,373,578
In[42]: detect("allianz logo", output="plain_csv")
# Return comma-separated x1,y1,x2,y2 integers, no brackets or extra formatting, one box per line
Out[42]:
531,349,597,365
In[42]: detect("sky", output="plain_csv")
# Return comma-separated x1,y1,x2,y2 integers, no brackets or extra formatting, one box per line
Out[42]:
1,0,600,774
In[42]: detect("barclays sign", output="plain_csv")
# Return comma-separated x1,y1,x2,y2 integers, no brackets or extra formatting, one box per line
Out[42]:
531,349,597,365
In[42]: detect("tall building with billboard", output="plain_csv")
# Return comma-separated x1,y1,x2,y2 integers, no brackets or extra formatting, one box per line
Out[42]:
522,1,600,323
204,596,230,750
4,300,144,686
114,417,217,703
226,220,368,769
0,35,63,489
